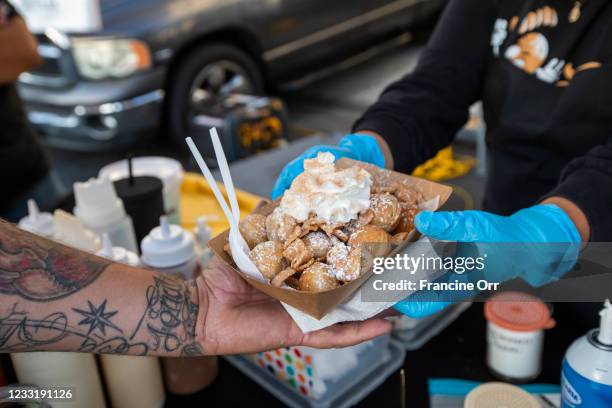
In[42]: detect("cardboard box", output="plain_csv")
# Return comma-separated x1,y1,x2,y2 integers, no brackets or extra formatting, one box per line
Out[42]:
209,158,453,319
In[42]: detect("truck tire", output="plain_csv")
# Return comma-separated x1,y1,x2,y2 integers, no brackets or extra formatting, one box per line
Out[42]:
165,42,265,148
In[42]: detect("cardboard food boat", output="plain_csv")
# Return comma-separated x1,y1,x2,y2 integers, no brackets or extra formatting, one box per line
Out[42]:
209,158,453,319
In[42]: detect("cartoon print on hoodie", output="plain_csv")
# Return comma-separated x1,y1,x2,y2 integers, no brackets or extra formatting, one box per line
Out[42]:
490,4,601,86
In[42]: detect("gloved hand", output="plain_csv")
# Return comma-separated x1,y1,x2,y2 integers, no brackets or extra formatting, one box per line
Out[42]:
394,204,581,318
271,133,385,199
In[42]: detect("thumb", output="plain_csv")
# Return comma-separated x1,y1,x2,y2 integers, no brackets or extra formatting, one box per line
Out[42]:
415,210,493,242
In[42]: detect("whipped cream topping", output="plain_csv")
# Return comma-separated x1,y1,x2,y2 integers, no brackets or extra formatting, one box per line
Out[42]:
280,152,372,223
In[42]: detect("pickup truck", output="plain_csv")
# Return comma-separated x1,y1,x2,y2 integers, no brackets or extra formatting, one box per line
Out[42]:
14,0,443,151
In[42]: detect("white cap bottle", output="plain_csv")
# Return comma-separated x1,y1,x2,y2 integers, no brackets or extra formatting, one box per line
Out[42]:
53,209,101,253
598,299,612,345
94,237,165,408
74,177,138,254
141,216,198,280
96,234,140,267
18,199,54,237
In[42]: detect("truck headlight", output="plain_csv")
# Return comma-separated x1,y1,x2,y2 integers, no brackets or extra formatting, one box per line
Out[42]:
72,38,152,80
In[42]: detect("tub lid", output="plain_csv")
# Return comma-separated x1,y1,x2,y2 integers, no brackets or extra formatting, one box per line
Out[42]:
485,291,555,332
465,382,540,408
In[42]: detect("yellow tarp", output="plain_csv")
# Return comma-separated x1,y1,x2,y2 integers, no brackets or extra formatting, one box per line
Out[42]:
180,173,264,236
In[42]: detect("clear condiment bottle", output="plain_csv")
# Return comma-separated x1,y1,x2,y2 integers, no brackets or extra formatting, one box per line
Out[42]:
141,216,218,395
12,214,106,408
96,234,166,408
18,199,54,238
73,177,138,253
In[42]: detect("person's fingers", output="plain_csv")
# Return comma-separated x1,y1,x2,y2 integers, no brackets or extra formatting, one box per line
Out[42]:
301,319,392,349
415,210,494,242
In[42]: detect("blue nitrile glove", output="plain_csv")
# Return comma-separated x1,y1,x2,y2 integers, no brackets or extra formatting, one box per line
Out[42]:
271,134,385,199
394,204,581,318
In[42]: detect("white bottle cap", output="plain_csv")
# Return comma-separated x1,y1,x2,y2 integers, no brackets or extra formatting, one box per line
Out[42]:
73,177,126,229
18,199,54,237
598,299,612,345
96,234,140,267
141,216,195,268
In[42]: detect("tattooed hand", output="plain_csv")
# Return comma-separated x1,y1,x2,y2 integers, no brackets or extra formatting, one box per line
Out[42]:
194,257,392,355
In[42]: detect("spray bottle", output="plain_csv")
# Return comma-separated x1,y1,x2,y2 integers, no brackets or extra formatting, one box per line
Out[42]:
96,234,166,408
561,299,612,407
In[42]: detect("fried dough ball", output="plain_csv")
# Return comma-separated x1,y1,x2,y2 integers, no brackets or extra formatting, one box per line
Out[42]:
303,231,332,260
395,184,421,206
391,232,410,245
283,238,313,270
394,204,419,234
298,262,340,292
239,214,268,249
348,225,392,257
369,193,402,232
266,207,298,243
327,243,362,282
249,241,286,279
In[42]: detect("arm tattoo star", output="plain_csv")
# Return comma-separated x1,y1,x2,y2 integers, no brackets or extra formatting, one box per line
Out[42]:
72,300,122,336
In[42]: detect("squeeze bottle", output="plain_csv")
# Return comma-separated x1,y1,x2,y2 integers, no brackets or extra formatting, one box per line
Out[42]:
141,216,198,279
141,216,218,394
18,199,54,237
52,209,101,253
561,299,612,407
11,213,106,408
96,234,166,408
73,177,138,253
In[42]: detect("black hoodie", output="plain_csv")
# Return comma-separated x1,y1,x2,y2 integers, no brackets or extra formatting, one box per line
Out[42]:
354,0,612,241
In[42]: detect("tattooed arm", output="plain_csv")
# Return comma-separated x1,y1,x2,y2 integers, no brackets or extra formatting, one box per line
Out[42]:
0,219,202,356
0,220,391,356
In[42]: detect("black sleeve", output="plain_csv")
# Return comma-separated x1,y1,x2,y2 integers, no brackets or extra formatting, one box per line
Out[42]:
543,140,612,242
352,0,497,173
